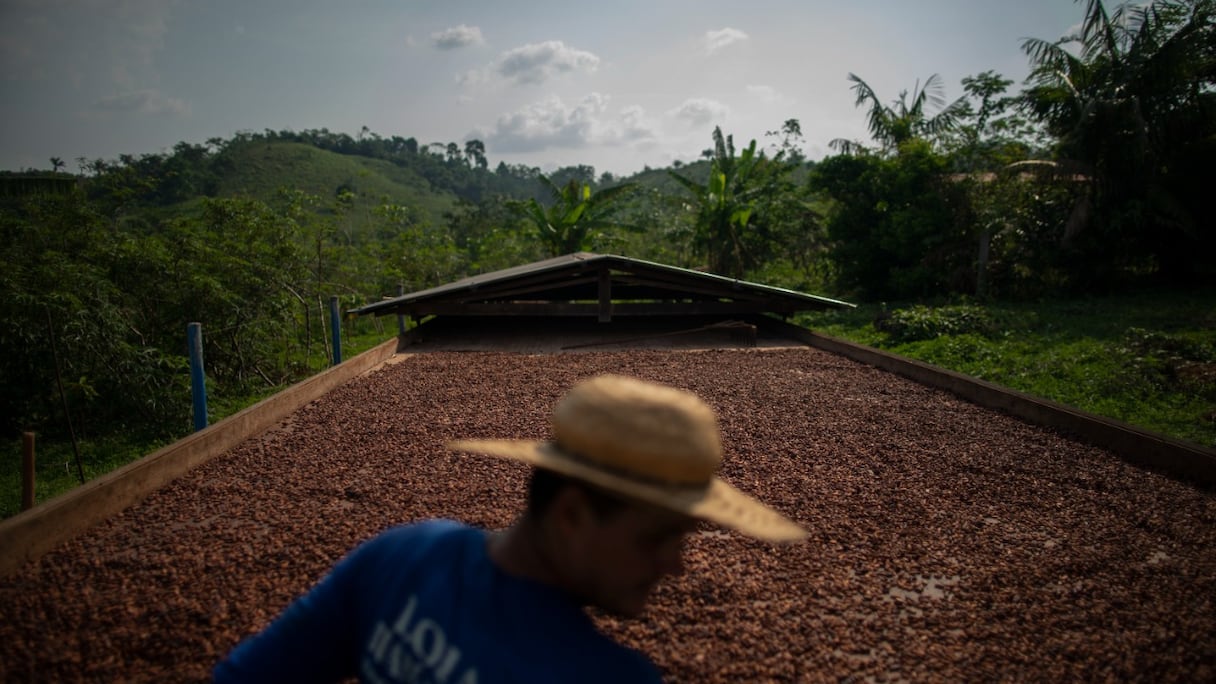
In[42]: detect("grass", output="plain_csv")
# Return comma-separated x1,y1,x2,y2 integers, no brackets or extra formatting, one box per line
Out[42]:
0,326,394,520
796,288,1216,448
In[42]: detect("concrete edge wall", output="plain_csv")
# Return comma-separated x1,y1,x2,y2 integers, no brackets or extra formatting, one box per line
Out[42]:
0,336,402,577
758,317,1216,488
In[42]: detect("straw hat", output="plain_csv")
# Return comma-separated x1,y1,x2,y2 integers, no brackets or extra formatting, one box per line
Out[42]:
448,374,807,542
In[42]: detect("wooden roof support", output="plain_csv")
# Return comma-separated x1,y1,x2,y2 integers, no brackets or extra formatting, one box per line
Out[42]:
397,301,782,317
598,264,612,322
350,253,856,319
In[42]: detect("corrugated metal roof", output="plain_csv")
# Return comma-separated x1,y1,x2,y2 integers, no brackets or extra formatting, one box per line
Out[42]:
350,252,854,318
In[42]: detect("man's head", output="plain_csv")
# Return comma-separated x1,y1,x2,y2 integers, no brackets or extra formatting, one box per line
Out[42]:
524,468,695,616
451,374,804,540
450,374,806,612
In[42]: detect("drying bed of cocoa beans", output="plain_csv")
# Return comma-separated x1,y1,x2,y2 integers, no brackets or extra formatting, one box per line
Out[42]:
2,347,1214,682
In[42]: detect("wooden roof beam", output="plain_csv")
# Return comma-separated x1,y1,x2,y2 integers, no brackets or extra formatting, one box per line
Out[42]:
397,301,787,317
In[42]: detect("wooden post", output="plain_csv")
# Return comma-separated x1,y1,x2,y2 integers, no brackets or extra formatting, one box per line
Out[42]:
22,432,35,510
317,295,330,364
397,284,406,336
329,296,342,366
597,265,612,323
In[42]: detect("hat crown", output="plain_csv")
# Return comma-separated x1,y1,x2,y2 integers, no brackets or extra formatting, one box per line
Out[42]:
551,375,721,486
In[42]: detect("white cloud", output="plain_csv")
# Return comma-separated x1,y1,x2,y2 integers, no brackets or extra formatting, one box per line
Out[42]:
482,94,605,152
618,105,657,143
495,40,600,85
669,98,729,127
431,24,483,50
478,93,661,154
90,89,189,116
704,27,748,54
746,84,789,105
457,68,486,87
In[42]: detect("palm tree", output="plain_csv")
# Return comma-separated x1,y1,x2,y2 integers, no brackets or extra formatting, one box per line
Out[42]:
830,73,969,155
49,157,65,173
1022,0,1211,137
509,175,638,257
669,126,787,278
1020,0,1215,282
463,139,487,170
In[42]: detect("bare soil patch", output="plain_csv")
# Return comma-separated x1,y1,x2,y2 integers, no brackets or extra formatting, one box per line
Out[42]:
1,348,1213,682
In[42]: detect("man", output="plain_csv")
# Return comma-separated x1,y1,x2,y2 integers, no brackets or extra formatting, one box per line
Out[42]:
214,374,806,683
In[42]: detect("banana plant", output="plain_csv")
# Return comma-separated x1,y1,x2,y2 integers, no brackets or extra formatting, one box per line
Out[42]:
669,127,782,278
510,175,637,257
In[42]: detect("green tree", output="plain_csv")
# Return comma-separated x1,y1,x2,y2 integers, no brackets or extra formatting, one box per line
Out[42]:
812,140,967,299
463,139,488,170
0,190,190,439
943,71,1047,171
941,71,1047,298
765,119,807,163
1020,0,1216,286
177,197,308,390
444,197,544,272
831,73,969,156
547,165,598,192
372,203,466,294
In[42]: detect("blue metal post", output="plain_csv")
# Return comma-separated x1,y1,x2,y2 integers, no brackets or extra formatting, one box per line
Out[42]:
329,296,342,366
188,322,208,431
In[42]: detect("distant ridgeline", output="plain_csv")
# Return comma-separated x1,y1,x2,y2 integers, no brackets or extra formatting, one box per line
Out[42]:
0,128,627,211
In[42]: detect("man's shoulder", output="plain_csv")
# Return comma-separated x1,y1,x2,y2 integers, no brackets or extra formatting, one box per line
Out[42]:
378,518,477,542
572,642,663,684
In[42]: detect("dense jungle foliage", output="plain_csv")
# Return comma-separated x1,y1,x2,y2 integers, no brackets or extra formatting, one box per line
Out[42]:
2,0,1213,512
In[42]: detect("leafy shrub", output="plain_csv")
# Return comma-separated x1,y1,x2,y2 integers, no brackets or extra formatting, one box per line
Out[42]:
1119,327,1216,395
875,303,996,343
1121,327,1213,364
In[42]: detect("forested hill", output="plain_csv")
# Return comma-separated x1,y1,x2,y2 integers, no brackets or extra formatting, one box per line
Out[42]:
211,139,460,225
199,129,585,213
3,129,596,223
0,125,726,296
0,125,723,448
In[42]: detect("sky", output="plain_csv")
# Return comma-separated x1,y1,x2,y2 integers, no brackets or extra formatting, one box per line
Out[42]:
0,0,1084,178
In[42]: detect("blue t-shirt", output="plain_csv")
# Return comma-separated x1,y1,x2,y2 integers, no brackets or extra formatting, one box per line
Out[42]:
214,520,662,683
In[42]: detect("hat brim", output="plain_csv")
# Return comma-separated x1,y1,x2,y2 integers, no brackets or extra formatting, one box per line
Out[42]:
448,439,807,542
